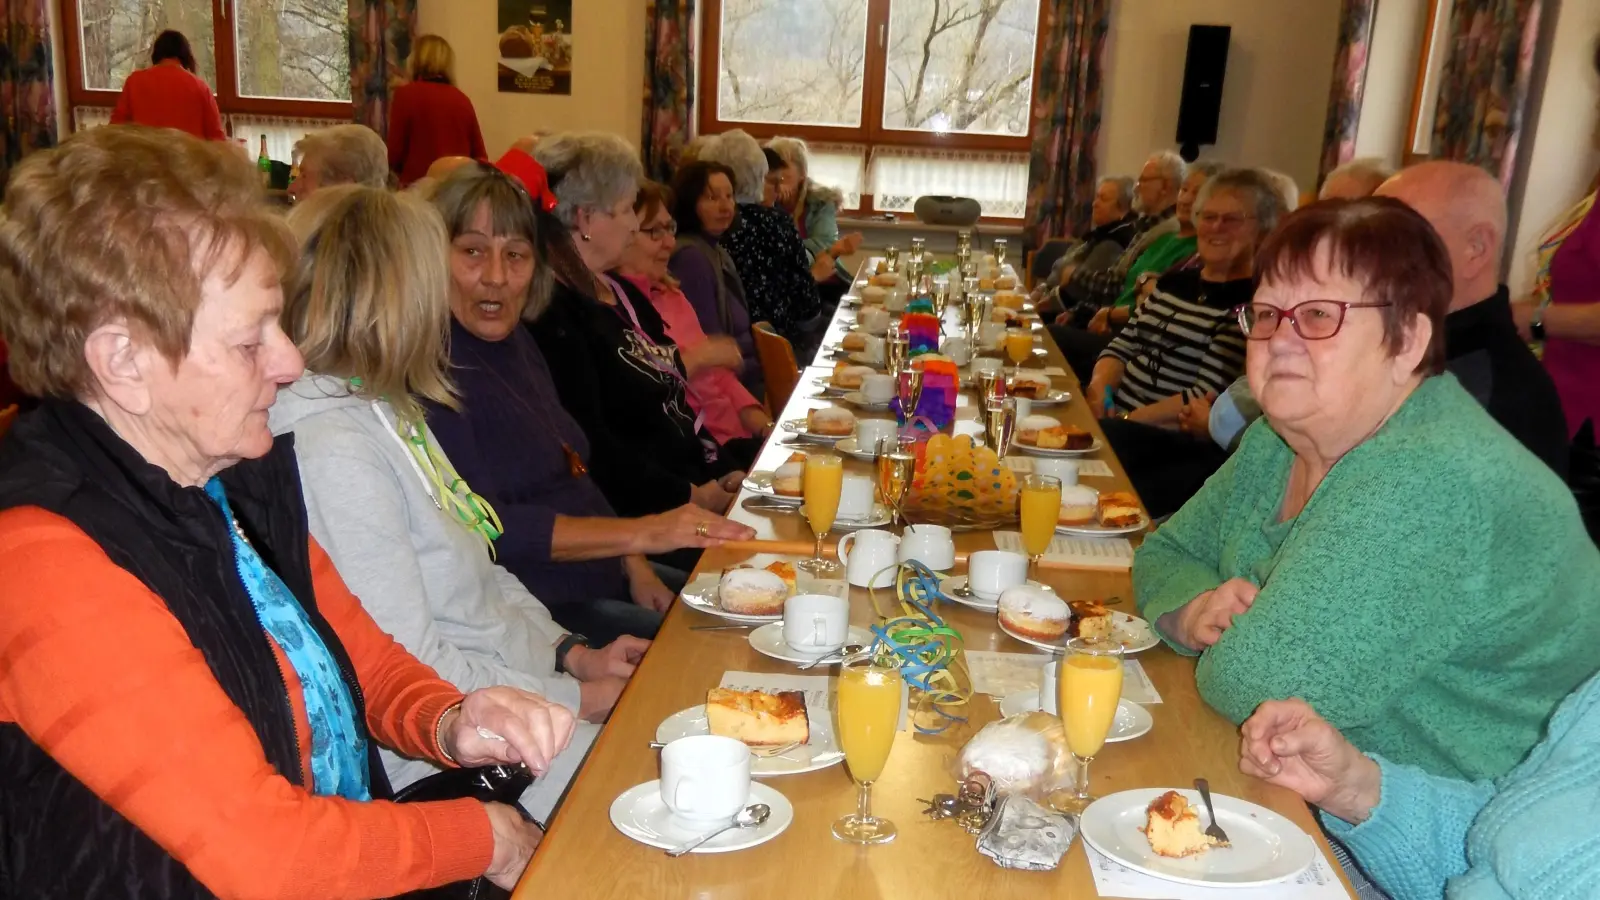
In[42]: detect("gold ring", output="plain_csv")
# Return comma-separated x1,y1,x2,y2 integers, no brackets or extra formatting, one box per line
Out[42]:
696,522,710,537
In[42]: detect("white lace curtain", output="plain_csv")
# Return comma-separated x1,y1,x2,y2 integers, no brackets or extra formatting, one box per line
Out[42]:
72,107,348,163
807,143,1029,219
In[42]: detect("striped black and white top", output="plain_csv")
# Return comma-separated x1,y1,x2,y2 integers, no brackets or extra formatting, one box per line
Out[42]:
1099,268,1254,412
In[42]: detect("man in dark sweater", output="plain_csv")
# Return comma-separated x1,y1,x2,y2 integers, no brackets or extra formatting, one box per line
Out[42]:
1378,162,1568,477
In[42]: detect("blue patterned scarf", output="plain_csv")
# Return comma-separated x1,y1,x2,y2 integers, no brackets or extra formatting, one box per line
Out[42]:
205,478,371,800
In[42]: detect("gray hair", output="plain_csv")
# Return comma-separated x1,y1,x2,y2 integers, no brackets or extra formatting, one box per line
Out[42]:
294,124,389,189
766,136,811,180
1185,160,1228,184
1148,150,1187,187
1195,168,1289,236
1320,157,1396,199
1098,175,1135,212
1261,168,1303,212
700,129,767,204
532,131,645,231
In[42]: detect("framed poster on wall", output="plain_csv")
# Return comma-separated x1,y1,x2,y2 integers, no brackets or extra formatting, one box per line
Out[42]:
498,0,574,95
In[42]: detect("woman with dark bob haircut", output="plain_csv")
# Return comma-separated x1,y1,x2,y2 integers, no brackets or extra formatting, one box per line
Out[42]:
668,159,760,392
110,30,227,140
1136,198,1600,790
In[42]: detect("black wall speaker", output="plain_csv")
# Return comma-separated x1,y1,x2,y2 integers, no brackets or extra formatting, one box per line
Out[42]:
1175,24,1231,161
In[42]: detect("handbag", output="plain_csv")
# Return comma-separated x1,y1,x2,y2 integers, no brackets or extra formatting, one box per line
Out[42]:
390,765,536,900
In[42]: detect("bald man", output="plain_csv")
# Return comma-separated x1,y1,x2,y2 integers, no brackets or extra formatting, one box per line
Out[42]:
1377,162,1568,477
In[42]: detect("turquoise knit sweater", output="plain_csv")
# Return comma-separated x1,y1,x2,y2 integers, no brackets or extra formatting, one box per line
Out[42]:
1327,669,1600,899
1136,375,1600,781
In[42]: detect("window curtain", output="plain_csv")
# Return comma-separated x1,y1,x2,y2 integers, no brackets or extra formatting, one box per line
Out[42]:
1429,0,1544,185
642,0,695,182
348,0,417,139
0,0,56,185
1024,0,1110,251
1317,0,1377,186
872,146,1030,218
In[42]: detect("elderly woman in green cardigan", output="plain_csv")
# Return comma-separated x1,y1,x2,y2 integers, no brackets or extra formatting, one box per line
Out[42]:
1134,198,1600,784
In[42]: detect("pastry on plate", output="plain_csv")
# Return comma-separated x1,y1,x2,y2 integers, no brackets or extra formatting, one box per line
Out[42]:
1068,599,1116,642
861,284,889,304
832,363,875,389
808,407,857,436
995,275,1018,291
763,560,799,594
875,259,889,275
1009,371,1051,398
841,331,869,352
998,584,1070,641
1057,484,1100,525
870,273,901,287
1098,491,1143,528
993,291,1026,311
718,568,789,615
858,306,891,335
1017,414,1063,445
978,276,997,292
772,453,806,496
706,688,810,747
1146,790,1222,857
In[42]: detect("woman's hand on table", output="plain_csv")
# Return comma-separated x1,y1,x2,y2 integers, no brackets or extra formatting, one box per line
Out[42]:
444,686,578,774
484,802,543,889
567,636,651,680
578,676,628,723
1160,577,1259,651
630,503,755,553
1239,698,1382,825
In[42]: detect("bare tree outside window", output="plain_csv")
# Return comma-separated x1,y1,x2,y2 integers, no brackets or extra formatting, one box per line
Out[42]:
882,0,1038,136
717,0,868,127
78,0,217,90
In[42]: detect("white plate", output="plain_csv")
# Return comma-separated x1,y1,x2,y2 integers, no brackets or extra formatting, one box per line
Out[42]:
742,472,804,505
832,437,881,461
939,575,1052,613
1016,437,1104,457
996,692,1153,742
799,502,892,531
1079,788,1317,887
678,553,802,623
1056,513,1151,537
1021,389,1072,407
817,382,853,397
609,780,794,854
781,418,854,443
847,351,886,368
749,621,877,665
656,705,845,776
841,391,893,411
998,611,1159,654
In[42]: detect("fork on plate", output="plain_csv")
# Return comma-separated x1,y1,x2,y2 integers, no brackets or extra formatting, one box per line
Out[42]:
1193,778,1231,846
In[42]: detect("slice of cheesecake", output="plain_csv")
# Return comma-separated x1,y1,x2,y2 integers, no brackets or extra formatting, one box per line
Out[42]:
1145,790,1221,858
706,688,810,747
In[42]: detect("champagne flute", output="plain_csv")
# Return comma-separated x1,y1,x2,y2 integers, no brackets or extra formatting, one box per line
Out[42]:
910,236,926,266
932,278,950,324
898,367,925,420
1051,638,1125,815
833,654,903,844
975,369,1004,415
984,397,1017,458
993,238,1009,270
885,245,900,274
800,453,844,578
1018,474,1062,577
876,450,916,527
956,230,972,255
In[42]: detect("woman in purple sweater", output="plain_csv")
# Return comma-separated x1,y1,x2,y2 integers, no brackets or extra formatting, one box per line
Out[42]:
668,160,761,395
423,158,753,645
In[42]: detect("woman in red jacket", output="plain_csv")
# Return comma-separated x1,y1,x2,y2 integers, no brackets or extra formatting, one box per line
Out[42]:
109,30,227,141
388,35,487,187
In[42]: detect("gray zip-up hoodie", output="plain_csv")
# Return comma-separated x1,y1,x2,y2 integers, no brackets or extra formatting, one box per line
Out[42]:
269,373,594,818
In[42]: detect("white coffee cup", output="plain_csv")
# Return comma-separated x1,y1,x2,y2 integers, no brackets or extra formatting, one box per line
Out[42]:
1039,660,1059,716
970,357,1003,377
859,307,890,335
856,419,899,453
898,524,956,571
836,475,876,521
884,290,908,313
861,373,897,405
968,550,1028,601
783,592,851,652
1012,397,1033,421
660,735,751,822
837,528,901,588
1032,458,1080,485
943,336,973,366
861,334,887,365
979,322,1005,350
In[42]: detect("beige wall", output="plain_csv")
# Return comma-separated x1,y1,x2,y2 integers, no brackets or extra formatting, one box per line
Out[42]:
1098,0,1343,194
417,0,646,158
1351,0,1427,168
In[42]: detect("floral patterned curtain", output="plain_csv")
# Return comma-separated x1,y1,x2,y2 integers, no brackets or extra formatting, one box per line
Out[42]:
1317,0,1377,186
1024,0,1110,250
348,0,417,140
642,0,696,182
1430,0,1544,185
0,0,57,185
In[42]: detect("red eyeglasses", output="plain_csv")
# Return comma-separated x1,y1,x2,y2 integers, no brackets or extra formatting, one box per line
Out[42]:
1234,300,1393,340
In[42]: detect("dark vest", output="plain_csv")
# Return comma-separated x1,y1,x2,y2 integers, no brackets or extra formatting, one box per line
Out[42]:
0,401,395,899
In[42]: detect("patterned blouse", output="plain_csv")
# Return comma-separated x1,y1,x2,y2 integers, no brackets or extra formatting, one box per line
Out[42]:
718,202,822,343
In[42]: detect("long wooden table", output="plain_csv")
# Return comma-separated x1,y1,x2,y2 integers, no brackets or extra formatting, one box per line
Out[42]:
514,260,1353,898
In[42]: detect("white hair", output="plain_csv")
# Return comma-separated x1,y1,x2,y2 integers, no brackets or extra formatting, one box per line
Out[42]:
1195,168,1289,236
1319,157,1397,200
765,136,811,181
700,129,767,204
293,124,389,189
1261,168,1303,212
532,131,644,231
1099,175,1135,212
1148,150,1187,187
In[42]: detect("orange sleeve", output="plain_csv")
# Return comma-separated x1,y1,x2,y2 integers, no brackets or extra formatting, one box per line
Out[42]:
0,508,494,900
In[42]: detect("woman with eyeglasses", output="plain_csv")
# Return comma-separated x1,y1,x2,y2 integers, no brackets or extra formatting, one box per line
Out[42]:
1087,168,1285,517
1135,198,1600,795
668,160,761,394
618,181,773,445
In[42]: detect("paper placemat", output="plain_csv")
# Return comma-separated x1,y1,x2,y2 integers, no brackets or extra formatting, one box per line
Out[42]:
1002,457,1114,478
992,531,1134,570
965,652,1161,704
1086,844,1350,899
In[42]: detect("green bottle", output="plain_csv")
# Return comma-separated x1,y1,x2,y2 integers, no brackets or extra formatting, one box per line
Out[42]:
257,136,271,188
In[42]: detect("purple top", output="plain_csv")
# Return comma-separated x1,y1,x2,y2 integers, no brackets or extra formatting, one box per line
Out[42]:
669,233,761,391
424,319,629,612
1545,199,1600,436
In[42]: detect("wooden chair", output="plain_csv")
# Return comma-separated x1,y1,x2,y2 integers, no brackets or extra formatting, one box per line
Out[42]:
752,322,800,416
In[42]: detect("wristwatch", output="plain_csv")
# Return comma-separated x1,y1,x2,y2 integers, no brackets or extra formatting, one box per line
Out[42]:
554,633,590,674
1530,301,1550,341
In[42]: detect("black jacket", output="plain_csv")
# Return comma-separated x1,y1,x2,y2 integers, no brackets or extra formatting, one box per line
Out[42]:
0,401,394,899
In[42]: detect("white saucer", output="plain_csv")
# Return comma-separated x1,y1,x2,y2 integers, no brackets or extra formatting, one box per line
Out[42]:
1016,437,1104,457
1079,788,1316,887
832,437,882,461
656,705,844,776
749,621,877,665
842,391,893,411
996,692,1153,742
1056,513,1151,537
1022,389,1072,407
799,502,892,531
847,351,886,368
939,575,1051,612
997,611,1159,654
679,555,801,623
781,419,854,443
609,780,793,854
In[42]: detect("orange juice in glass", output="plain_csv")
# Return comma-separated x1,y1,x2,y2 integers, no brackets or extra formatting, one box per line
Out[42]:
1052,638,1124,814
833,657,902,843
1019,474,1061,576
1005,328,1033,366
801,453,844,577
